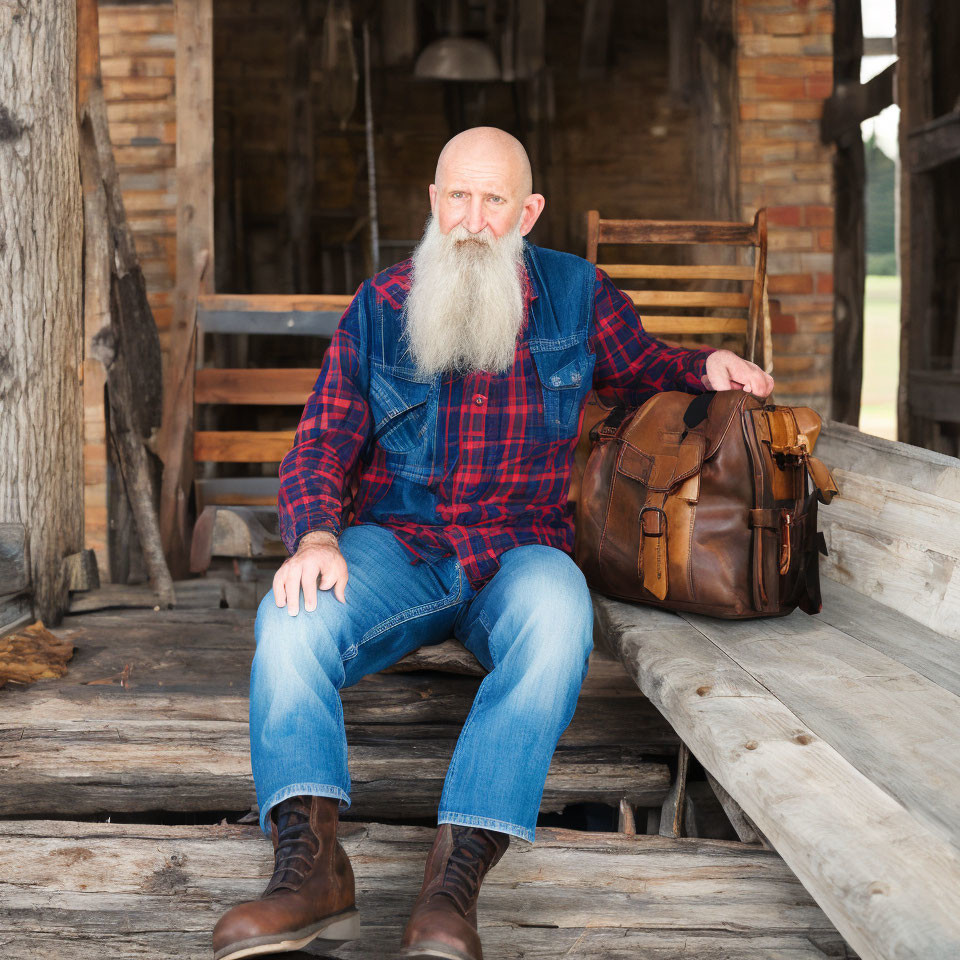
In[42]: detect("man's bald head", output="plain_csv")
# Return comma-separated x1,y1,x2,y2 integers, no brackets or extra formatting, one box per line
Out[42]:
435,126,533,198
428,125,545,240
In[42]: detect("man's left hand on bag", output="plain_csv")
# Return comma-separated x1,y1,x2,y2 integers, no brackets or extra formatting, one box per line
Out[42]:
702,348,775,397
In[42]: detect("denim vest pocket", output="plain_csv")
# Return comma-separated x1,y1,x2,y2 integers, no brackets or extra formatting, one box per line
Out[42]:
368,362,439,482
529,339,596,440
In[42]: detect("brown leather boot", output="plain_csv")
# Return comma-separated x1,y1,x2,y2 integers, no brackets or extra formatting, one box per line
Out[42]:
212,794,359,960
399,823,510,960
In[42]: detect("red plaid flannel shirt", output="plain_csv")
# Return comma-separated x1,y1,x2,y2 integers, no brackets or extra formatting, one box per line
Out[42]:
278,259,715,591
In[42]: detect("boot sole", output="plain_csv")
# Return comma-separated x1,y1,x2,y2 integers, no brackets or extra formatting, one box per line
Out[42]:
397,942,476,960
214,907,360,960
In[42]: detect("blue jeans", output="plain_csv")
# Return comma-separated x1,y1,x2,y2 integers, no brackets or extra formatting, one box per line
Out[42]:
249,522,594,844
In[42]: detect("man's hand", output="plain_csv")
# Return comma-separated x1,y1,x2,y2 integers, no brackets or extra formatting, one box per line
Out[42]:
273,530,348,616
702,349,775,398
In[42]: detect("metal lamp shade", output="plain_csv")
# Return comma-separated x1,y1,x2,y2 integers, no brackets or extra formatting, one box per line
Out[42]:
414,36,500,81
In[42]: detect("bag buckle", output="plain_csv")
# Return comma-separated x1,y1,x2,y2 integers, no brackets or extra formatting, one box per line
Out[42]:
640,506,667,538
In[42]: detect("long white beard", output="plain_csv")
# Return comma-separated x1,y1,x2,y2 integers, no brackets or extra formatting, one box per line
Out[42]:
403,214,526,378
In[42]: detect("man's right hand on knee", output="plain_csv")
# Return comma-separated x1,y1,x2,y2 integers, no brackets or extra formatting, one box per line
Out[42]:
273,530,349,615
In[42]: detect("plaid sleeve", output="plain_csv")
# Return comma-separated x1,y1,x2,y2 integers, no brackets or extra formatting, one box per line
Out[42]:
589,267,716,408
277,286,371,554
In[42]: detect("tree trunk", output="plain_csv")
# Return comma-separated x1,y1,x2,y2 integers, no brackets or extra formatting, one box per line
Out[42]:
0,1,84,625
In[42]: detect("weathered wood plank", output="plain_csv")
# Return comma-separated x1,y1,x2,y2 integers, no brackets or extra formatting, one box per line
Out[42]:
598,263,756,281
815,421,960,638
0,608,678,818
194,430,294,462
817,578,960,695
194,367,318,405
595,593,960,960
598,220,758,245
679,605,960,857
0,819,847,960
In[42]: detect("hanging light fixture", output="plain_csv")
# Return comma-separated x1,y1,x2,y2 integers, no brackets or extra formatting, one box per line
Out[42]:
414,0,500,81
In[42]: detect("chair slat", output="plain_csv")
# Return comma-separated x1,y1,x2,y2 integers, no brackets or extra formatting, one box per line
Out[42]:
196,369,317,405
194,431,295,463
640,317,748,335
599,264,756,281
195,477,281,510
598,219,759,245
198,293,353,313
626,290,750,309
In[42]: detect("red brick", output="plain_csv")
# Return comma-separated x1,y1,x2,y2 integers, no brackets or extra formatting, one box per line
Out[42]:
804,74,834,99
771,311,798,334
804,204,834,226
769,272,814,294
742,76,807,100
767,205,803,226
817,229,834,251
815,272,834,294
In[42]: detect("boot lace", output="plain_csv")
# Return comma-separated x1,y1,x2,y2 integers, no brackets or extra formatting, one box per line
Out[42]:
435,827,502,915
264,800,320,895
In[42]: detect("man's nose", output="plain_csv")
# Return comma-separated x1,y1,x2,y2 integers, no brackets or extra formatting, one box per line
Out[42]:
464,196,486,234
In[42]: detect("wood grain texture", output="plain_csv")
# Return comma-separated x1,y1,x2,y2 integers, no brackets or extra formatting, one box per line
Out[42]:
0,606,678,819
815,421,960,639
595,591,960,960
0,819,848,960
0,0,84,623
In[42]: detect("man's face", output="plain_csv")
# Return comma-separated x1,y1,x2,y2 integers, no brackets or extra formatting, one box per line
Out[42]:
427,152,544,241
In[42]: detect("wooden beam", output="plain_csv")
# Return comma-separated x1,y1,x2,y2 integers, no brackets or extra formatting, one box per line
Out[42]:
906,369,960,422
820,62,897,143
897,0,936,447
829,0,866,426
163,0,214,577
907,111,960,173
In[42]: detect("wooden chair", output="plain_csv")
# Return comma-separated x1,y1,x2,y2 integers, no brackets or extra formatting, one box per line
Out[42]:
568,209,773,508
188,293,351,572
586,208,772,370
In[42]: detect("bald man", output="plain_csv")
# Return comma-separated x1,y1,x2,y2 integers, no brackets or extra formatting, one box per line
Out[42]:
212,127,775,960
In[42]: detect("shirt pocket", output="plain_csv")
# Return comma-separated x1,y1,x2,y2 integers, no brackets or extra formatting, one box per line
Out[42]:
368,362,439,483
529,340,597,441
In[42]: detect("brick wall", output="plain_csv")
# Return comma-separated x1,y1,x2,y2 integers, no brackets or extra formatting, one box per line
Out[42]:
736,0,835,413
84,2,175,571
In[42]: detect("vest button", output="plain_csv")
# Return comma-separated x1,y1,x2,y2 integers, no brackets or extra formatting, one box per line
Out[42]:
473,394,486,405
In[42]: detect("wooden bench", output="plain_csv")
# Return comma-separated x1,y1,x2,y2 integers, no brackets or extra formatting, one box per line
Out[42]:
594,421,960,960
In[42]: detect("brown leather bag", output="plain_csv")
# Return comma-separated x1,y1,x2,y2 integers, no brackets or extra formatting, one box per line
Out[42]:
574,390,839,618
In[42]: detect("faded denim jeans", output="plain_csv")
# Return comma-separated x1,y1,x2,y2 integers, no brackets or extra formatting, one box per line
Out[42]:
249,521,594,844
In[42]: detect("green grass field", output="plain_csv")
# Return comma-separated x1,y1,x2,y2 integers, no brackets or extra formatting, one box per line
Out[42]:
860,274,900,440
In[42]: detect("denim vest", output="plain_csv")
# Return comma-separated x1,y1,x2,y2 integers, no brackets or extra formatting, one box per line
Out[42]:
355,240,597,493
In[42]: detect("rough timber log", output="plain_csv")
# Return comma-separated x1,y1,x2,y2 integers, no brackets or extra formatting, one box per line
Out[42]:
0,608,678,820
0,0,84,624
0,819,850,960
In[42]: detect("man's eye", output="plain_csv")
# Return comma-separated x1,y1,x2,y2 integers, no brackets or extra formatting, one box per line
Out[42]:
452,192,464,199
490,196,503,203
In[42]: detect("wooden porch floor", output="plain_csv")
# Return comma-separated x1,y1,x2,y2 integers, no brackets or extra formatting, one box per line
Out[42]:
0,599,854,959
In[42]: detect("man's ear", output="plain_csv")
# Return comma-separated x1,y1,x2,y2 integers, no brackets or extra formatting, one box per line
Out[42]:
519,194,546,236
428,183,437,214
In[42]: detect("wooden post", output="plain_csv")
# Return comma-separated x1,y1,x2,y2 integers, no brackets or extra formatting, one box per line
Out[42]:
77,0,174,607
0,0,84,625
161,0,215,577
896,0,936,450
829,0,866,426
